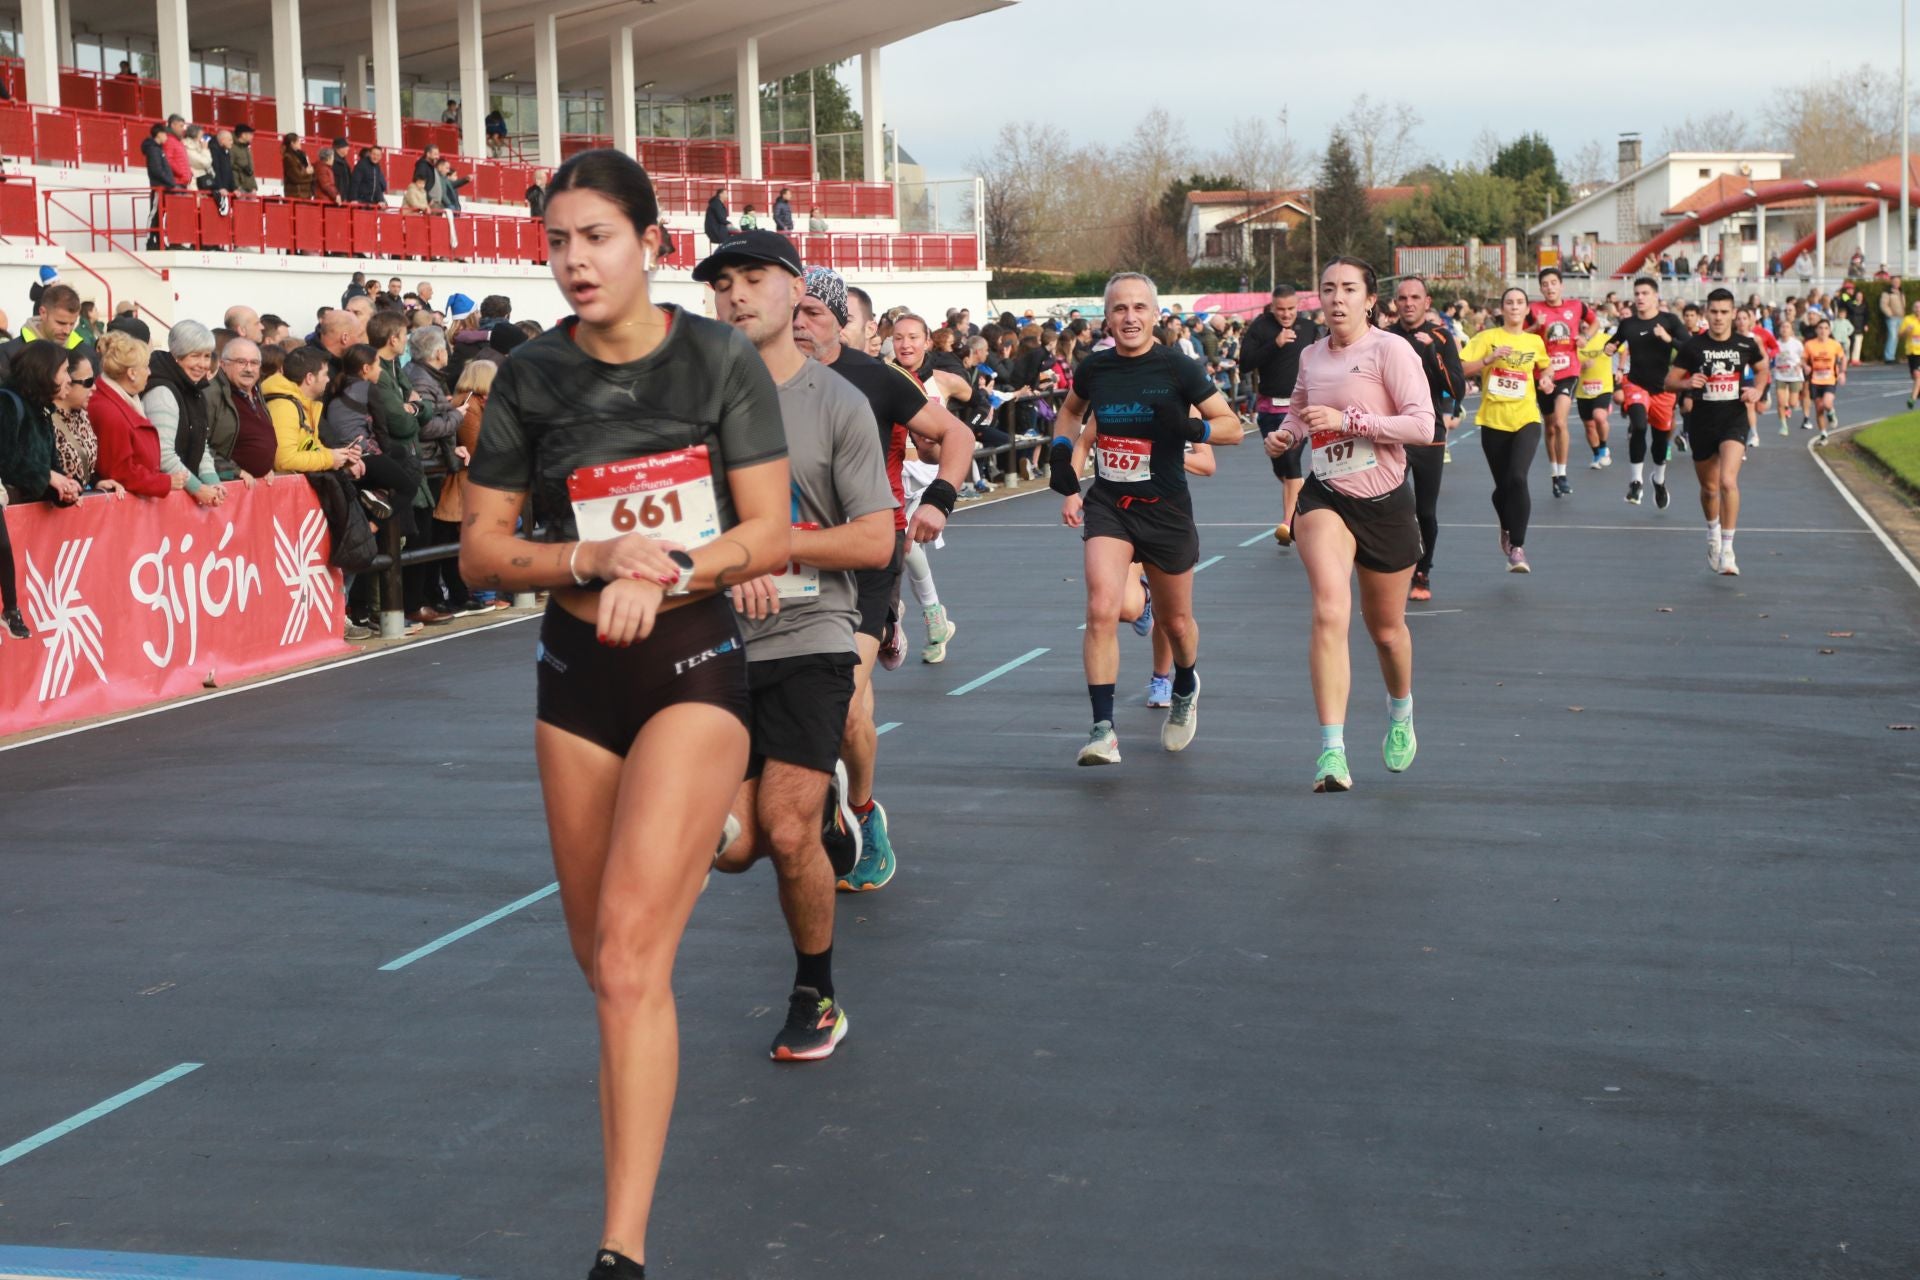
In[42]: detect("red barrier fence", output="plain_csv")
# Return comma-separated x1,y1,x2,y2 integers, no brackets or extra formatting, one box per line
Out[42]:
0,483,349,736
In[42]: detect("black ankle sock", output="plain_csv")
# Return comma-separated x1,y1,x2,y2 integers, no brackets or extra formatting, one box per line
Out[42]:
590,1248,644,1279
1088,683,1115,725
795,946,834,1000
1172,664,1197,696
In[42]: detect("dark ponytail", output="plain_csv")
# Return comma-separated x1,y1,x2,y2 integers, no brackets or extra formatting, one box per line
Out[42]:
328,343,379,402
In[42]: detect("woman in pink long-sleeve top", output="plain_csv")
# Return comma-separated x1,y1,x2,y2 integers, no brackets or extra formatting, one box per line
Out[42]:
1268,256,1434,793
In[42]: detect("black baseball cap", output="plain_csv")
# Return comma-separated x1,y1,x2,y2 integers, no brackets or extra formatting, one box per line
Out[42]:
692,229,803,283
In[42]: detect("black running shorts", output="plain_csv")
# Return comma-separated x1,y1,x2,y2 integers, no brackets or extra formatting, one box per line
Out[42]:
1080,485,1200,575
1577,395,1612,422
535,596,749,756
854,530,908,641
746,652,857,779
1296,475,1422,575
1907,353,1920,374
1686,418,1751,456
1536,375,1579,414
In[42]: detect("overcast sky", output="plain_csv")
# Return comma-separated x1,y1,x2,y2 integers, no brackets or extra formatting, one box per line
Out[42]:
870,0,1906,180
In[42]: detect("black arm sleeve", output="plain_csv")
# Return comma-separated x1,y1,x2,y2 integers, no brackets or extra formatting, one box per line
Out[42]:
1436,332,1465,407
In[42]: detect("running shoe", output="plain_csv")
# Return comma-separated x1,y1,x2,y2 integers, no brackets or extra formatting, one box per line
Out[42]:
1551,475,1567,497
920,604,956,665
1816,431,1830,447
1507,546,1531,573
1077,720,1121,766
1653,480,1670,511
3,607,28,640
1719,548,1740,577
839,801,896,891
878,618,907,671
1909,396,1915,410
1779,422,1790,436
1312,747,1352,793
1408,572,1432,603
1499,528,1512,558
1145,674,1172,708
770,986,849,1062
1706,531,1723,573
1443,446,1453,463
822,761,861,879
1600,449,1612,468
1272,522,1293,547
1382,717,1417,773
1625,480,1643,505
1801,418,1813,430
1131,583,1154,637
1560,474,1572,495
1747,429,1759,448
1675,433,1690,454
1162,676,1200,752
1588,455,1606,471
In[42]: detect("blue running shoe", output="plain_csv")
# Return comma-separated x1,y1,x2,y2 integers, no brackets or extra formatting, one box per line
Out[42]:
1131,582,1154,637
1145,674,1172,707
839,800,896,892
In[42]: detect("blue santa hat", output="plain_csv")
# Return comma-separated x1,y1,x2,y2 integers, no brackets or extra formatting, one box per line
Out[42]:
37,266,58,283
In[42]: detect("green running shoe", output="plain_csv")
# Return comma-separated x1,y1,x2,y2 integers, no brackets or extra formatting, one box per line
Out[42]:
1313,747,1352,793
1383,717,1417,773
838,800,896,892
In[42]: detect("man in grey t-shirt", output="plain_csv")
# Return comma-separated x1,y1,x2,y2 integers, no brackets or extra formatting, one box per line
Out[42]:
696,231,896,1063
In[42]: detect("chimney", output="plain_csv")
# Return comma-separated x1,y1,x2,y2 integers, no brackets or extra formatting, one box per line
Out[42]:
1618,133,1642,179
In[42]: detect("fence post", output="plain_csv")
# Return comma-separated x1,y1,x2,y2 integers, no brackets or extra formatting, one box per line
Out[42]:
512,591,536,609
379,520,406,639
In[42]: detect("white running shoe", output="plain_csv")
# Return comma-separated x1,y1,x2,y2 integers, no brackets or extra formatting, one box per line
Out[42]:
1162,676,1200,752
1707,532,1723,573
1719,548,1740,576
1077,721,1121,766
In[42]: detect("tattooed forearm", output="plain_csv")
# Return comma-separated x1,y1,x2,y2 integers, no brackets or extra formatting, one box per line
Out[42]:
708,537,754,588
463,511,480,528
510,555,533,568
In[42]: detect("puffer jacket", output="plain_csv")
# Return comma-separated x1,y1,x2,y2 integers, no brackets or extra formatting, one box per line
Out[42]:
404,359,463,472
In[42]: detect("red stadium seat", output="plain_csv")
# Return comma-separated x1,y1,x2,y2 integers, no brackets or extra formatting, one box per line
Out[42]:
229,198,265,251
293,201,323,254
263,200,295,253
35,110,80,166
428,213,453,260
199,197,234,250
323,204,353,255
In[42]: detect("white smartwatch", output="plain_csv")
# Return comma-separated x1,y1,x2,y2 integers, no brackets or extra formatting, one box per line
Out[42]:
663,549,695,596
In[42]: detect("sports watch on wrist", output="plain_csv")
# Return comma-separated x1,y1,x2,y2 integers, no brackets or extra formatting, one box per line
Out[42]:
663,549,696,596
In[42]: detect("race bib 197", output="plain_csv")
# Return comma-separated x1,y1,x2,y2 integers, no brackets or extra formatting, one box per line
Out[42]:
1310,429,1377,481
1096,435,1152,483
567,445,722,548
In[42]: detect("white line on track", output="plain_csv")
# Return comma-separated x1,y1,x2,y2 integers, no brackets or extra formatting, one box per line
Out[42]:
1194,555,1225,572
0,614,540,755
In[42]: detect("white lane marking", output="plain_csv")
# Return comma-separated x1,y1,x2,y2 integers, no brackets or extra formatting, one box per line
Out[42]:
1238,531,1272,547
1194,555,1225,572
0,614,540,755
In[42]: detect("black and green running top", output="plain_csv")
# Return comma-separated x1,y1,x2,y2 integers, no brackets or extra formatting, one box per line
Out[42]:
1073,343,1218,503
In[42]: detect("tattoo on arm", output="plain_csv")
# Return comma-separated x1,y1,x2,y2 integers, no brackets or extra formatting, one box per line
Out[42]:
709,537,754,588
510,555,533,568
463,511,480,528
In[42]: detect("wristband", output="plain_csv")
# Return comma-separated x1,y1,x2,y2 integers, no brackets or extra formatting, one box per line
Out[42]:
569,541,591,587
920,477,958,517
1047,435,1080,496
1180,414,1208,443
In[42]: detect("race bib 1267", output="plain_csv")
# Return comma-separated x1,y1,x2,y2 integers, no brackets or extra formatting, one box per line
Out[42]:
1096,435,1152,483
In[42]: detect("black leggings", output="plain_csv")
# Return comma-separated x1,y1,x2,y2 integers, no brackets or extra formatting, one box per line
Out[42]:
0,510,18,611
1480,423,1541,548
1406,445,1443,576
1625,402,1673,466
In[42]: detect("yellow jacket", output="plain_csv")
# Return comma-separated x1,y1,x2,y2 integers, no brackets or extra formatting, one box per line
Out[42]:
261,371,333,474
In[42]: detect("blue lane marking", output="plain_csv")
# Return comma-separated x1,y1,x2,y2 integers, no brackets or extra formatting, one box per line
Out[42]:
1194,555,1225,572
1237,531,1271,547
379,882,559,972
0,1247,461,1280
947,647,1049,696
875,721,901,735
0,1063,202,1170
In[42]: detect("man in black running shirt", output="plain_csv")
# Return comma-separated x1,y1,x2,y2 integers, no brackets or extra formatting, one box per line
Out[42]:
1668,288,1768,578
1240,284,1321,542
1605,277,1686,509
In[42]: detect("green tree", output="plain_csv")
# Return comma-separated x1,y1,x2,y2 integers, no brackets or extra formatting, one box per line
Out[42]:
769,63,861,136
1316,131,1380,264
1490,132,1569,226
1391,168,1524,244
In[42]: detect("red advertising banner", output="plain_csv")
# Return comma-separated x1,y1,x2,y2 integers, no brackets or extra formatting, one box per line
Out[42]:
0,482,349,736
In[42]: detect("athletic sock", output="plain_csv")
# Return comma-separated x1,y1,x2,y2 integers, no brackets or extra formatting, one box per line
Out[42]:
795,946,834,1001
1707,519,1721,542
1551,462,1567,477
1720,529,1736,550
1320,723,1345,752
1152,669,1172,682
1630,461,1645,483
852,798,875,818
591,1249,645,1279
1652,463,1668,485
1388,694,1413,723
1172,664,1197,697
904,542,939,608
1089,683,1115,725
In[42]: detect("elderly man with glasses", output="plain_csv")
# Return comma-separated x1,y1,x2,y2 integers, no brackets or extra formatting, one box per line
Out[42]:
207,337,278,483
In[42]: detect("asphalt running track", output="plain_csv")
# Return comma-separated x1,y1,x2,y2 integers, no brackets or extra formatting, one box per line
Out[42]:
4,367,1918,1280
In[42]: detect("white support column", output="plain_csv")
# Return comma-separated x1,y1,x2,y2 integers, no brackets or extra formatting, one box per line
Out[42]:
1881,200,1891,270
371,0,402,149
533,11,560,170
610,26,637,158
860,47,883,183
1815,194,1827,283
457,0,486,159
736,36,762,179
271,0,305,145
1756,203,1767,276
54,0,73,65
155,0,192,118
350,54,368,112
20,0,59,107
